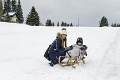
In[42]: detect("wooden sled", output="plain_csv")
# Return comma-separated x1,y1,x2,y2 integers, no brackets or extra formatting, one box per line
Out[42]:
58,56,85,68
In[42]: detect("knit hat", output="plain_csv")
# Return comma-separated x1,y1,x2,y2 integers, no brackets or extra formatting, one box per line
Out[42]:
76,37,83,45
61,28,67,35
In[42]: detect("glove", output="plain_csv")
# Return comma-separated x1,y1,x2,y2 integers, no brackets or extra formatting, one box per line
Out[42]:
65,45,73,52
80,45,87,50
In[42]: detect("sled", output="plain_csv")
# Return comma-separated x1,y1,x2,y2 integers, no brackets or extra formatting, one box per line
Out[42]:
58,56,85,68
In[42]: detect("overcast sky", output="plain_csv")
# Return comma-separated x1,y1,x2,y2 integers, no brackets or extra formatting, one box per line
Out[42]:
2,0,120,26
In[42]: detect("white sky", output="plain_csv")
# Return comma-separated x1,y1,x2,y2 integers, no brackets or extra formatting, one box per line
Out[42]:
2,0,120,26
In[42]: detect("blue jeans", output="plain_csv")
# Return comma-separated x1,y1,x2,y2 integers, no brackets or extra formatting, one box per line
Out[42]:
49,51,66,64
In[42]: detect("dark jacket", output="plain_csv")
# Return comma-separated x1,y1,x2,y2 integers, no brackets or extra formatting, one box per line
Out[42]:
48,37,66,64
48,37,65,53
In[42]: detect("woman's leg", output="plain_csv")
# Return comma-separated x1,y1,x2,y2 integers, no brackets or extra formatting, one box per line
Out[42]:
49,51,66,64
58,52,66,62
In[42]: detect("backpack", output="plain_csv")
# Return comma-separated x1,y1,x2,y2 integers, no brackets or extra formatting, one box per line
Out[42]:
44,39,57,61
44,44,51,61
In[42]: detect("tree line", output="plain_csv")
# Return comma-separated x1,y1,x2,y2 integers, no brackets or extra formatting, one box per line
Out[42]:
0,0,120,27
26,6,73,26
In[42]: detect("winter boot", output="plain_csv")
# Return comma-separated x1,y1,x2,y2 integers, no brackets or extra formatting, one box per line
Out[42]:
49,62,55,67
49,60,57,67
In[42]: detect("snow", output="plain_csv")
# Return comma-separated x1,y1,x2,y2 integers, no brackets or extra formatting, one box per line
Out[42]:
0,22,120,80
8,12,15,16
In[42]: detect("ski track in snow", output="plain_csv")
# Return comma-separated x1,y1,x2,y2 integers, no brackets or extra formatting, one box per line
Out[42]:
97,29,120,80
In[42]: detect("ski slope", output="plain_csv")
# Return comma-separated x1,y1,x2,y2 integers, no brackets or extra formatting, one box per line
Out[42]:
0,22,120,80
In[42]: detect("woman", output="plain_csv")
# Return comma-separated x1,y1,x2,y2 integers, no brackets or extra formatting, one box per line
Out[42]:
48,28,72,66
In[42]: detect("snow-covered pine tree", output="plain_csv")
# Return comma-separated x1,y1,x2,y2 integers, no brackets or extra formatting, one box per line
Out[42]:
26,6,40,26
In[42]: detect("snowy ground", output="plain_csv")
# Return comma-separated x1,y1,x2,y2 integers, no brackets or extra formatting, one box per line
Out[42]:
0,22,120,80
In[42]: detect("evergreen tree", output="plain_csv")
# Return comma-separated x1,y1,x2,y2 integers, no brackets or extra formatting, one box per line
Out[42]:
26,6,40,26
111,22,120,27
57,22,59,26
3,0,17,13
111,23,114,27
112,22,117,27
3,0,7,14
45,19,52,26
11,0,16,12
61,21,64,26
4,13,9,22
67,24,69,26
114,22,117,27
61,21,71,26
52,22,55,26
0,0,3,20
7,0,11,12
117,23,120,27
70,23,73,26
16,0,24,23
64,22,66,26
99,16,109,27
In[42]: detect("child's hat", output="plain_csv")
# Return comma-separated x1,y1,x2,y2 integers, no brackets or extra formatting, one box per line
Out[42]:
76,37,83,44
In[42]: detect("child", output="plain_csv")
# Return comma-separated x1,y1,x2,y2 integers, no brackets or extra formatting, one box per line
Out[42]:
66,37,87,60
